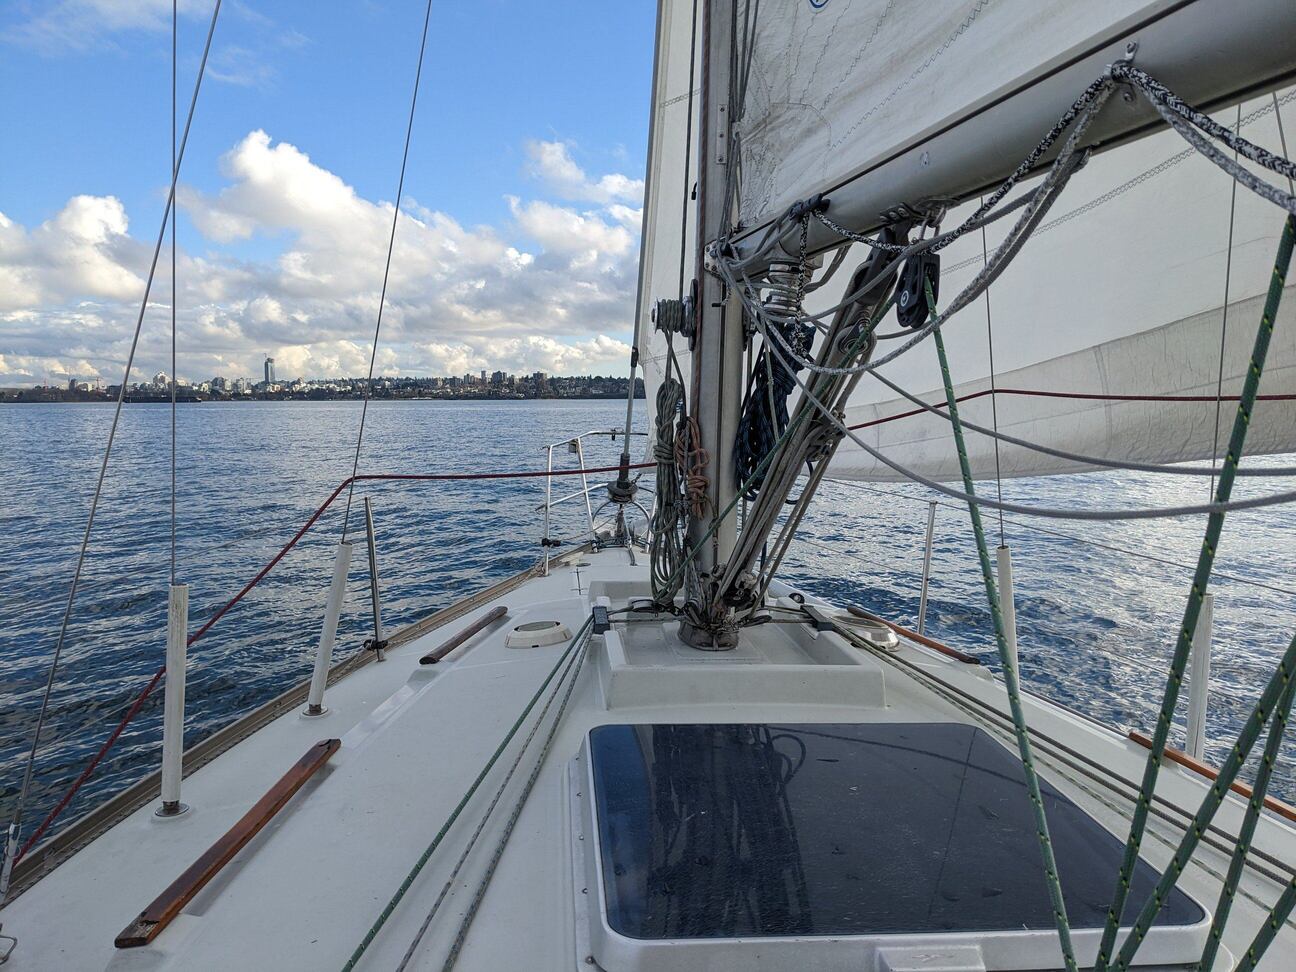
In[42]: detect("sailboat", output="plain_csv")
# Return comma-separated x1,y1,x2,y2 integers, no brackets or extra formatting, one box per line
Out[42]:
3,1,1296,969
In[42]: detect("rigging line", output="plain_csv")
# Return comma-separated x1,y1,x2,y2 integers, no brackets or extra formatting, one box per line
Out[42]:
931,306,1078,970
170,0,178,588
819,479,1296,600
339,0,434,542
1209,104,1242,500
941,90,1296,278
755,284,1296,521
396,625,590,969
862,368,1296,479
437,627,591,972
1277,91,1294,195
1095,213,1294,972
1,0,222,894
979,196,1004,545
342,619,594,972
850,385,1296,433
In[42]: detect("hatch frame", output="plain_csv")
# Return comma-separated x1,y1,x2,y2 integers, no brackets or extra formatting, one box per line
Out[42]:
568,722,1214,972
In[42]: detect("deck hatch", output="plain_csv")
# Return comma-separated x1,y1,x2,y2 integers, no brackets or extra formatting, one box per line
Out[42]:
586,722,1203,941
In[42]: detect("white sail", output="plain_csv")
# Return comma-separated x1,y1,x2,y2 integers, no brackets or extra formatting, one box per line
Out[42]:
636,0,699,449
737,0,1294,231
826,87,1296,482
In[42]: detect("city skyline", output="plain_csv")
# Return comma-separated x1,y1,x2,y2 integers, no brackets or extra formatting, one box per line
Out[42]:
3,366,643,403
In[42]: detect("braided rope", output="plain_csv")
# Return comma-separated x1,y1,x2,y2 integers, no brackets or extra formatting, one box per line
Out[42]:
930,291,1078,971
1110,633,1296,972
1094,213,1295,972
1197,654,1296,970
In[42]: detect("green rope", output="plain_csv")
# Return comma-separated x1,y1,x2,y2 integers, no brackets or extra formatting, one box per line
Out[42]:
1198,643,1296,970
929,282,1078,972
1112,633,1296,970
1096,213,1295,972
341,617,593,971
1237,872,1296,970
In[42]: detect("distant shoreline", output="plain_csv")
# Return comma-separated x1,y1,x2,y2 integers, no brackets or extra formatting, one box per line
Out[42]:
0,392,645,404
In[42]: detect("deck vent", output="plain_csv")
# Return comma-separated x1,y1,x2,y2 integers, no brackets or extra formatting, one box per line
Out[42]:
506,620,571,649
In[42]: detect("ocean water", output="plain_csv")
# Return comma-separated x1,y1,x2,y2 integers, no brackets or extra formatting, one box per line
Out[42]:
2,399,1294,849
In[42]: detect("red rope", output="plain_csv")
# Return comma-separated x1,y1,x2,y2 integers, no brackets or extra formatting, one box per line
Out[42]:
16,460,653,861
849,387,1296,431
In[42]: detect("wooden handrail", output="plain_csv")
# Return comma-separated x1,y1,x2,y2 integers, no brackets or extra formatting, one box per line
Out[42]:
419,605,508,664
115,738,341,948
1127,730,1296,823
847,605,981,664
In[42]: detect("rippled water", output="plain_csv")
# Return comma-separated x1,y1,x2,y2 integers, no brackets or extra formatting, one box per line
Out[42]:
2,400,1294,847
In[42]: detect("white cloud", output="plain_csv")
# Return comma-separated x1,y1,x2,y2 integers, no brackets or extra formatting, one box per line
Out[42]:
525,140,645,205
1,130,644,386
0,196,144,311
3,0,208,53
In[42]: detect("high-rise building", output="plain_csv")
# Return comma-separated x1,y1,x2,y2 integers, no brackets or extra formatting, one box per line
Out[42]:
264,356,276,384
153,371,169,389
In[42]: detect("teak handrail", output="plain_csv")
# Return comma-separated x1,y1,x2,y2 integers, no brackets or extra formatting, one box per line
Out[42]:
1127,730,1296,823
115,738,340,948
419,605,508,664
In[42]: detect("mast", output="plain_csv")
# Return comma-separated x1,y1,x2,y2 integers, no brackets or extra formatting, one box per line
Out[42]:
680,0,743,649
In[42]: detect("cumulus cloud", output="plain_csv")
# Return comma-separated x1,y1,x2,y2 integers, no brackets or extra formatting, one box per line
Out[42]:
0,130,644,385
525,140,645,205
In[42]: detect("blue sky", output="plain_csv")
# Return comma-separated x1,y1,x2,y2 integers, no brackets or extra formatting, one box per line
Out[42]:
0,1,658,384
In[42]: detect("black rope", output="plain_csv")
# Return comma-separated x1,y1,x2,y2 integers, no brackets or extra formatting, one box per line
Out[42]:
733,316,812,501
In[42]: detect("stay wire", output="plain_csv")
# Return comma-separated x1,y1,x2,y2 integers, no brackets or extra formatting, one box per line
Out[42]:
169,0,178,587
4,0,223,879
1277,92,1295,195
1209,105,1242,500
861,365,1296,479
978,197,1004,545
750,267,1296,521
340,0,434,541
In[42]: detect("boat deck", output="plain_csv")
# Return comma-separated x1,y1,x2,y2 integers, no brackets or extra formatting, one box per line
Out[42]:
3,546,1293,970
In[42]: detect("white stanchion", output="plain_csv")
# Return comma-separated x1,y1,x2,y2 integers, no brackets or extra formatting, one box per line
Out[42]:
157,583,189,817
917,501,937,634
305,541,353,717
996,545,1020,678
1186,592,1214,760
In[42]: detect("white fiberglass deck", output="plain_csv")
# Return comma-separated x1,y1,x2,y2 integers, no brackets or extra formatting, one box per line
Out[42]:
3,546,1293,970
